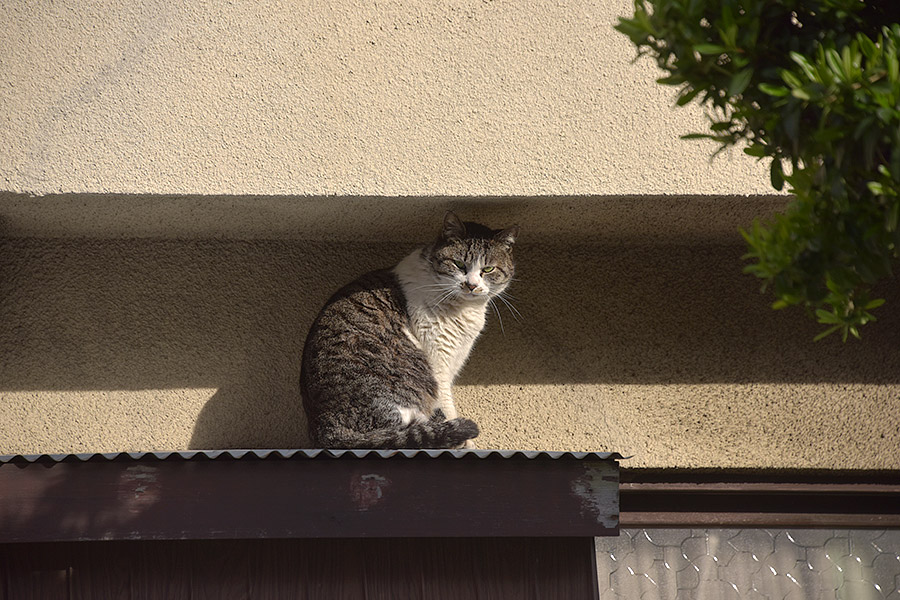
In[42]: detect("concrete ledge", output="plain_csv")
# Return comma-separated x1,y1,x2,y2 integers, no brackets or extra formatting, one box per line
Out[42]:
0,192,789,242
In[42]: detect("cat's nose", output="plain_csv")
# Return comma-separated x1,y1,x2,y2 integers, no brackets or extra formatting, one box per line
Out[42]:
465,282,478,291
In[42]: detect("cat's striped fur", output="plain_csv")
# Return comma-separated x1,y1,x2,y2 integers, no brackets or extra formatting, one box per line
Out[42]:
300,212,518,449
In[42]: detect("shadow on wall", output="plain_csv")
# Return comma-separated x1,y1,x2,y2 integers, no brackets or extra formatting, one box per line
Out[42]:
2,233,900,450
0,238,401,450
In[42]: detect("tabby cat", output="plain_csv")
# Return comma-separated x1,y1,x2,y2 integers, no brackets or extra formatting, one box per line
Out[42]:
300,212,518,449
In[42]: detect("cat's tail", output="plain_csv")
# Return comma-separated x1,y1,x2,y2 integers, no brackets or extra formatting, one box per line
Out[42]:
317,418,480,449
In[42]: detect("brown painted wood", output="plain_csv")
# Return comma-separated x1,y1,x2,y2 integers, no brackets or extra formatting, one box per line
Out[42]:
306,538,370,600
250,539,309,600
191,540,251,600
621,511,900,528
0,455,618,543
132,541,191,600
620,482,900,493
70,542,131,600
0,537,599,600
3,543,71,600
620,477,900,528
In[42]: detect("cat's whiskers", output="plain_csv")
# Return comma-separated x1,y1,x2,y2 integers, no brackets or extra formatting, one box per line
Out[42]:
487,297,505,334
431,287,458,309
410,283,453,292
495,290,522,322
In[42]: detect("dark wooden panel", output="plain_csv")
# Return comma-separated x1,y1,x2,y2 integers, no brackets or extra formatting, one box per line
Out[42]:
465,538,536,600
417,538,481,600
191,540,250,600
0,456,618,542
300,538,368,600
0,537,599,600
132,540,191,600
532,537,600,600
362,538,427,600
70,541,130,600
249,538,308,600
1,543,71,600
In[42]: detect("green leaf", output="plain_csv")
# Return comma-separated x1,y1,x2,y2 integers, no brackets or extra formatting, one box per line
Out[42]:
842,46,857,78
815,309,842,324
825,48,845,81
814,325,842,341
865,298,886,309
718,24,739,49
758,83,790,97
694,44,727,55
853,116,876,141
868,181,885,195
771,299,790,310
744,145,767,157
676,87,703,106
729,68,754,97
781,70,803,89
721,3,735,31
858,33,878,60
613,20,645,40
790,52,818,82
770,159,785,191
657,74,687,86
783,109,800,143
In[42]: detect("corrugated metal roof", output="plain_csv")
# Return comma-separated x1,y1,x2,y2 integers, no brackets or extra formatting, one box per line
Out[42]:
0,448,623,465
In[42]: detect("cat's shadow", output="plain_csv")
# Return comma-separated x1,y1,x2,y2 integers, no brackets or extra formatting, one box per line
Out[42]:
189,384,310,450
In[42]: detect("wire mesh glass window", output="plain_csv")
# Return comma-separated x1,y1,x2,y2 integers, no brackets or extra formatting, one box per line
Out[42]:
595,529,900,599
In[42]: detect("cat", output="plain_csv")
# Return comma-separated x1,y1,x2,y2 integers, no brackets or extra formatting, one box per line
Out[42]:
300,211,519,449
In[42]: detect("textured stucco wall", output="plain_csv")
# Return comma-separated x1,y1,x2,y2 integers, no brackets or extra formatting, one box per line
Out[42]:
2,1,898,470
1,0,770,196
3,197,899,469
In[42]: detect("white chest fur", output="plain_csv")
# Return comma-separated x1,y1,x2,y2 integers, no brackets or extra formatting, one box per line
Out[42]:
394,250,489,388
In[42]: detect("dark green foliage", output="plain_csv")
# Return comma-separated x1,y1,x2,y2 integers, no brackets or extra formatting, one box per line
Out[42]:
616,0,900,340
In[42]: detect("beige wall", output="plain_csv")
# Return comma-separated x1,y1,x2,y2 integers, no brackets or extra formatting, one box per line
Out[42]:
1,0,769,196
2,2,898,470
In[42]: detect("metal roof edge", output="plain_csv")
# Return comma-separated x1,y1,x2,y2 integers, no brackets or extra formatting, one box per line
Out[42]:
0,448,624,465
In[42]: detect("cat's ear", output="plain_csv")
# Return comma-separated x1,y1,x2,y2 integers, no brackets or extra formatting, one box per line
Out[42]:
442,211,467,241
494,225,519,247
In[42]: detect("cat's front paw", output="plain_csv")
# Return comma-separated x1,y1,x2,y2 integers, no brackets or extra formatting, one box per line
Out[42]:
460,439,476,450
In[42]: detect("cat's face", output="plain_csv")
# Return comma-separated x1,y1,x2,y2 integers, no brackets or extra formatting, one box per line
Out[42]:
428,213,518,303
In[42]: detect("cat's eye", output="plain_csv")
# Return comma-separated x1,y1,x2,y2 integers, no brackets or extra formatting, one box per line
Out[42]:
482,266,495,273
452,260,466,271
